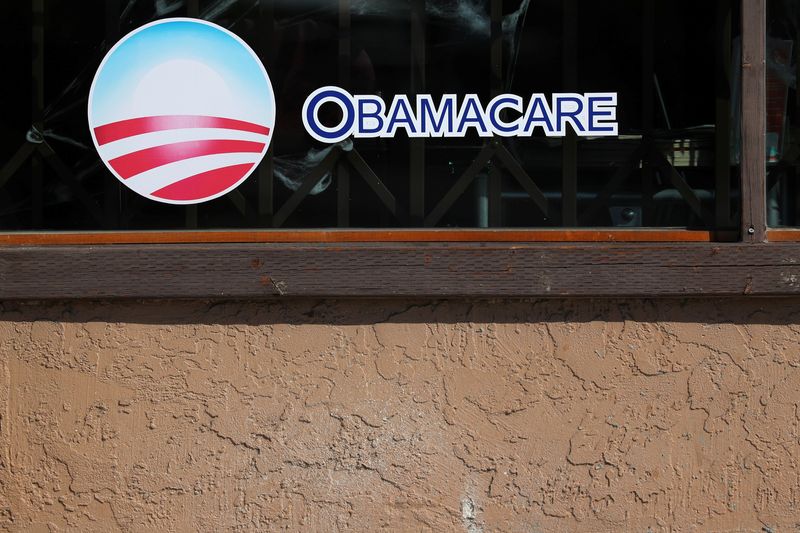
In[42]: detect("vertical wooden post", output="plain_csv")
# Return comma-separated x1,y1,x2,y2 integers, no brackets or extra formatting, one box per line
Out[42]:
740,0,766,242
409,0,426,226
31,0,44,228
257,0,275,227
336,0,351,227
488,158,503,227
562,0,578,226
641,0,655,227
104,0,121,229
488,0,503,227
489,0,503,98
337,164,350,227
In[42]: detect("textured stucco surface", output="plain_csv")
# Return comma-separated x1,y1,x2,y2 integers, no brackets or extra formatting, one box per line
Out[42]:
1,299,800,532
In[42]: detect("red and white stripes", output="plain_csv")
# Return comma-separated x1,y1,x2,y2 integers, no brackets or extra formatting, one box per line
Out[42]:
93,115,270,202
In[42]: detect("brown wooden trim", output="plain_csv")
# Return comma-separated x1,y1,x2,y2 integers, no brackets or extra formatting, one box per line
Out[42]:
0,229,737,246
740,0,767,242
766,229,800,242
1,242,799,299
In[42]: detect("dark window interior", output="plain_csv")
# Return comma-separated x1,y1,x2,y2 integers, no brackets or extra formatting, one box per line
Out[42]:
0,0,741,232
766,0,800,227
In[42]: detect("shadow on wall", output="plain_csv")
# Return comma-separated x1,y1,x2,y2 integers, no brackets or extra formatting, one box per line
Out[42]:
2,298,800,326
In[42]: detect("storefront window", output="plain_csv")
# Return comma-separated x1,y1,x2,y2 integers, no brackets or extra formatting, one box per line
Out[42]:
766,0,799,227
0,0,740,233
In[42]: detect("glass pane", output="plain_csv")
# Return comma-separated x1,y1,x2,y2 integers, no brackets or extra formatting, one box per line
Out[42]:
0,0,741,232
766,0,799,227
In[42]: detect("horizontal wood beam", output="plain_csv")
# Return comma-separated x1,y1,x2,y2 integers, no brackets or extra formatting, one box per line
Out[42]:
0,229,735,246
1,242,799,299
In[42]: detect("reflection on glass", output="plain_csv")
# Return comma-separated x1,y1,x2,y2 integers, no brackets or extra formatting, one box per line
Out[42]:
0,0,741,231
766,0,799,227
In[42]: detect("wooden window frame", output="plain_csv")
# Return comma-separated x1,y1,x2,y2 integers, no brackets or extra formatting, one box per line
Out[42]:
3,0,799,299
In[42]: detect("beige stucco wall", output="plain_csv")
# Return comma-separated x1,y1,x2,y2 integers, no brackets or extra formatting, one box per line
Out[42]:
1,299,799,532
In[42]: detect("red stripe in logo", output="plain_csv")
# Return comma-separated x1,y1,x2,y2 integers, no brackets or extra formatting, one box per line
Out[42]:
151,163,255,201
94,115,271,145
108,139,265,179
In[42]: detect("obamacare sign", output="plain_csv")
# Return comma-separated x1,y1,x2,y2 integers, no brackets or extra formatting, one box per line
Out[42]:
89,18,618,204
303,88,618,143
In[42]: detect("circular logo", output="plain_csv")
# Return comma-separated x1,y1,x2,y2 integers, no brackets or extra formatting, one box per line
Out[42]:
88,19,275,204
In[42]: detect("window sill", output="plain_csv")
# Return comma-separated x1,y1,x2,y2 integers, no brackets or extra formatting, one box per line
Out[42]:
0,228,736,245
1,240,797,299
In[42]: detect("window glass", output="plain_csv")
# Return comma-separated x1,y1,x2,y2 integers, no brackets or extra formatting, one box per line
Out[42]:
766,0,799,227
0,0,741,232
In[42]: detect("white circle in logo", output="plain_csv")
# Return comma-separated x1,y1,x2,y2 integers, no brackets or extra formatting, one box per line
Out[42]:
88,18,275,204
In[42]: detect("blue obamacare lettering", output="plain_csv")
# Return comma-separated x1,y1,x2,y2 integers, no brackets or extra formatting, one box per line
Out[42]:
302,86,618,143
